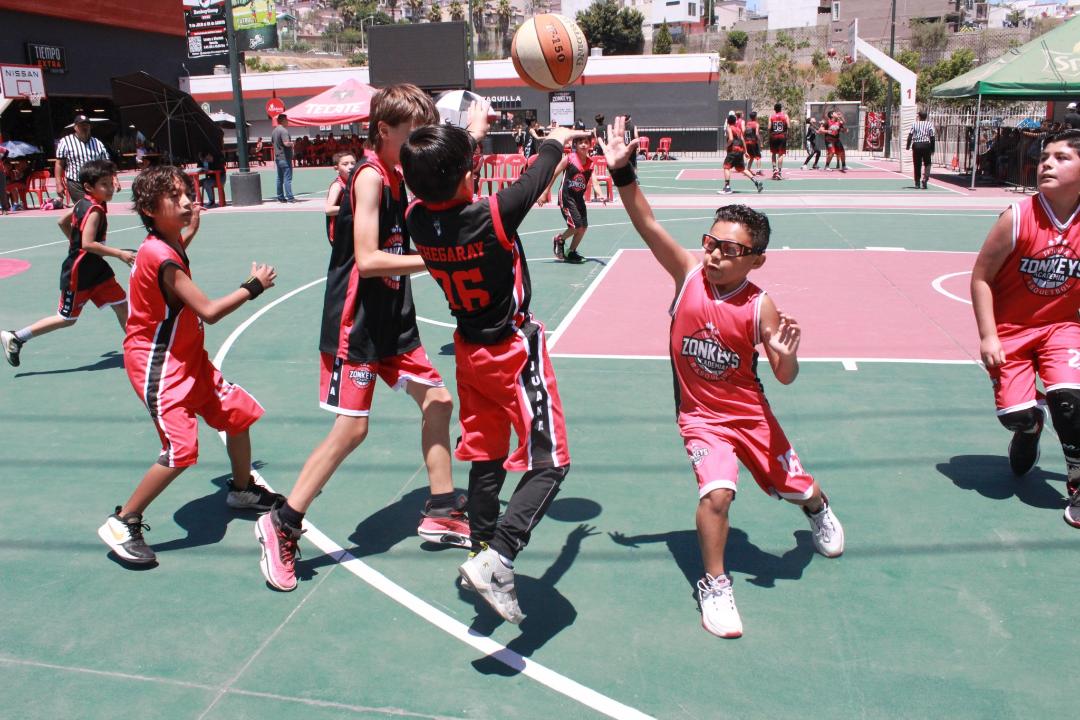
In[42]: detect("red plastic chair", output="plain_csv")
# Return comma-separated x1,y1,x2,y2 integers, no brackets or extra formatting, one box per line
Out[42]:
654,137,672,160
637,136,650,158
478,155,504,195
23,170,52,208
590,156,613,203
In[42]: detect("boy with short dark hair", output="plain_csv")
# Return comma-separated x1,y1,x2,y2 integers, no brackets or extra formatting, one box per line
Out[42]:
400,104,588,624
768,102,790,180
599,117,844,638
324,150,357,244
2,159,134,368
550,135,602,263
971,129,1080,528
744,111,763,176
98,165,279,565
255,84,466,593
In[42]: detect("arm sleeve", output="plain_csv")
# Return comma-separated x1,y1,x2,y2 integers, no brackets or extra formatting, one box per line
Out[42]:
491,139,563,237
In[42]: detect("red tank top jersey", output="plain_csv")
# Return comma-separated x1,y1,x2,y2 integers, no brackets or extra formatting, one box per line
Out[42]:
670,266,767,428
744,121,760,146
124,235,208,398
560,153,593,200
726,126,745,153
326,175,346,244
992,194,1080,327
60,198,114,291
769,113,789,140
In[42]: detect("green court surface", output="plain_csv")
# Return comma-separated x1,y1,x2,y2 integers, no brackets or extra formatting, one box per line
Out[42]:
0,166,1076,719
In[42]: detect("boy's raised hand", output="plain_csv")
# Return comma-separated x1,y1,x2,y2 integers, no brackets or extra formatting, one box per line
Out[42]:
466,99,492,140
250,262,277,290
597,116,642,170
545,126,592,147
763,313,801,357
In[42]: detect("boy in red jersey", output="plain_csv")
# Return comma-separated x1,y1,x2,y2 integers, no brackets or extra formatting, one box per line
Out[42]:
400,104,588,624
255,84,466,593
324,150,357,244
720,115,764,195
744,111,763,176
549,135,602,263
600,117,844,638
2,160,134,368
768,102,790,180
971,130,1080,528
97,166,279,565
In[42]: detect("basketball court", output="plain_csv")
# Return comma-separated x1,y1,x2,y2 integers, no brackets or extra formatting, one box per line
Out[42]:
1,158,1076,719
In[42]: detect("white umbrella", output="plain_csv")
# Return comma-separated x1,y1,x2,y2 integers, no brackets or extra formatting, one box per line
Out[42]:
435,90,498,129
1,140,43,157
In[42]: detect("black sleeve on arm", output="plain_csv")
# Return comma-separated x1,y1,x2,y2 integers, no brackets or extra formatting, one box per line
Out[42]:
493,139,563,237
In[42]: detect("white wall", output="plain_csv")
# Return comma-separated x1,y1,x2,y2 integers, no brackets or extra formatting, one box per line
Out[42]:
756,0,823,29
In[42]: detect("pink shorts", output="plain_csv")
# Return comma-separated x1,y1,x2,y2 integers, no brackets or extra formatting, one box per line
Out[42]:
682,413,814,501
58,276,126,320
989,322,1080,414
151,366,263,468
319,346,444,416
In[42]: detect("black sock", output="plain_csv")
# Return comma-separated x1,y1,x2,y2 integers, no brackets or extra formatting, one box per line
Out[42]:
427,491,456,510
230,475,253,491
278,501,305,529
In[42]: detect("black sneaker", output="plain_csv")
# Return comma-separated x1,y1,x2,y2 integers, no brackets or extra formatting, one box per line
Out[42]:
227,478,286,511
1065,481,1080,528
97,507,156,564
565,250,586,264
1,330,23,367
553,235,565,261
755,180,764,193
1008,410,1044,476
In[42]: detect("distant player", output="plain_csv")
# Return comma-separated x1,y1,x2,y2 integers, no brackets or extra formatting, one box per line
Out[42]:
768,102,790,180
550,135,603,264
97,166,279,565
599,116,844,638
255,85,467,593
802,117,821,170
2,160,134,368
719,114,763,195
970,129,1080,529
825,112,848,172
400,105,585,624
744,111,763,176
324,150,357,244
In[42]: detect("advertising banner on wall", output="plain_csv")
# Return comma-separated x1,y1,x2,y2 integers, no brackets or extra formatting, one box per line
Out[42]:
549,91,575,127
233,0,279,51
184,0,229,59
864,111,884,151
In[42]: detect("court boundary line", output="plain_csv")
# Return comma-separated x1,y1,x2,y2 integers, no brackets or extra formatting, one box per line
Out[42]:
549,353,977,365
933,270,974,305
0,224,144,256
210,278,657,720
548,248,626,350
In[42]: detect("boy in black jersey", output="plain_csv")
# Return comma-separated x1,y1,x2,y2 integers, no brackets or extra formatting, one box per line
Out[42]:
2,160,135,368
548,135,602,263
255,84,467,593
401,104,589,624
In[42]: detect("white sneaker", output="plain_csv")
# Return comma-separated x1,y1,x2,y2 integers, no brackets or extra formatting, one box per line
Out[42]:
458,546,524,624
697,573,742,638
804,496,845,557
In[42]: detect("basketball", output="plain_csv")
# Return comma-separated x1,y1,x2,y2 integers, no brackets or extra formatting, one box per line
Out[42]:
510,14,589,91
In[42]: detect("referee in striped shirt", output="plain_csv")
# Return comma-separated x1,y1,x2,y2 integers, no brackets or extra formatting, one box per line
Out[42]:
55,114,112,205
906,111,935,189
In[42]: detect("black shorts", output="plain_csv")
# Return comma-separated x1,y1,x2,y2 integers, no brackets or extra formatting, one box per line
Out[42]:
723,152,746,171
560,195,587,229
769,138,787,155
745,142,761,159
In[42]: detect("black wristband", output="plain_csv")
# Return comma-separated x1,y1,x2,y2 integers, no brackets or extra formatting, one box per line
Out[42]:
610,163,637,187
241,276,264,300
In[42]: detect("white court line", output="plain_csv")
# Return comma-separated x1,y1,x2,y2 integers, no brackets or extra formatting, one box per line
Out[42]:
210,279,656,720
842,360,858,371
0,224,143,255
865,246,906,251
547,248,626,350
932,270,973,305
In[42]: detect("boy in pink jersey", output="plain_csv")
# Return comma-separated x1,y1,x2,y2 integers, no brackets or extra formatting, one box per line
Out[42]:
599,117,844,638
97,166,279,565
971,130,1080,528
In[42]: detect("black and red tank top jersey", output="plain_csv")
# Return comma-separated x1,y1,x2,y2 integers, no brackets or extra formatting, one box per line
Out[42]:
60,197,114,291
560,153,593,200
726,127,746,154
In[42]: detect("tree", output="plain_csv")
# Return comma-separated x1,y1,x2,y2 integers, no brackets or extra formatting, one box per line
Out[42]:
406,0,424,22
472,0,485,34
449,0,464,22
427,1,443,23
831,60,888,107
727,32,815,119
653,20,672,55
916,48,975,103
386,0,399,22
496,0,512,36
909,20,949,64
576,0,645,56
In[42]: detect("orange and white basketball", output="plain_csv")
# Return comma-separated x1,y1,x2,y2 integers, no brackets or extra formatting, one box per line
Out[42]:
510,14,589,91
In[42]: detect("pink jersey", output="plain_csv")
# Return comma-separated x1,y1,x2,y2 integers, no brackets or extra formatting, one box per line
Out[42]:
992,194,1080,328
124,234,210,406
670,265,767,428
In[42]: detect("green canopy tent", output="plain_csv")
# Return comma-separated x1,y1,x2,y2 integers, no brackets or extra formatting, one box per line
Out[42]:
930,15,1080,188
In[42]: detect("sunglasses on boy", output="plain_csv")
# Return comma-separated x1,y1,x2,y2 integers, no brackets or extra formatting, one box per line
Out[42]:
701,233,764,257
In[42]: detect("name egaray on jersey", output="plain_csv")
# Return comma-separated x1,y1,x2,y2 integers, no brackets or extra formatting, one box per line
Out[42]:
416,240,485,263
1019,245,1080,296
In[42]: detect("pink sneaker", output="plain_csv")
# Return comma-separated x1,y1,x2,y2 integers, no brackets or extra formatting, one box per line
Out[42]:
417,495,471,548
255,509,302,591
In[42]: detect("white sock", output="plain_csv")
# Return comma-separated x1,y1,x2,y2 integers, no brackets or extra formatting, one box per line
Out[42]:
14,327,32,343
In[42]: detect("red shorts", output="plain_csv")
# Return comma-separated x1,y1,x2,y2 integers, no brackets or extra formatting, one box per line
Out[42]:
681,412,814,501
319,346,444,416
454,320,570,472
989,322,1080,413
148,365,263,468
58,276,126,320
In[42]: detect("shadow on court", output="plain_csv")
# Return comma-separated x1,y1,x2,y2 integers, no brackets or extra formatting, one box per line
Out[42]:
467,524,598,677
153,461,267,555
609,527,815,591
938,454,1065,510
14,350,124,378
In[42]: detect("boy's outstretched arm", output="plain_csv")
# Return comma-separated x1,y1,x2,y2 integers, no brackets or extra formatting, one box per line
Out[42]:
598,117,697,287
495,127,591,236
80,208,136,266
758,295,799,384
352,167,425,278
162,261,276,325
971,208,1014,368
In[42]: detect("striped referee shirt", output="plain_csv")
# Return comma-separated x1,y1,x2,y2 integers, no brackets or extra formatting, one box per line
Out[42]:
907,120,935,146
56,133,109,181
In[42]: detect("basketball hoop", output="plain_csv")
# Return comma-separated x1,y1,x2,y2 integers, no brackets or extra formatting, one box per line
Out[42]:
28,93,42,107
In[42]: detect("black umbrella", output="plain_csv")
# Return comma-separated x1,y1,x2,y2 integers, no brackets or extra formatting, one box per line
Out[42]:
110,72,223,164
